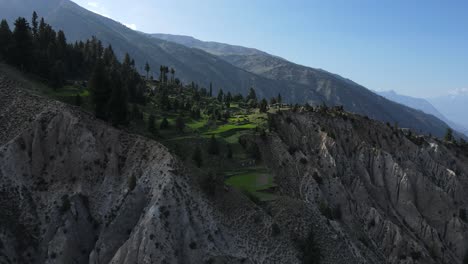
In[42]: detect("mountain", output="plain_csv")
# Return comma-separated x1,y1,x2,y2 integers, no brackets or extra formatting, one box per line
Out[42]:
428,90,468,131
0,0,459,138
377,90,468,136
0,0,322,103
0,72,304,264
151,33,268,57
150,34,459,138
260,110,468,264
1,69,467,263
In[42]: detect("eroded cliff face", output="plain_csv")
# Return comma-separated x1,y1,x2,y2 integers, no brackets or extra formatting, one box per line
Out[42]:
1,72,466,264
258,109,468,264
0,76,306,264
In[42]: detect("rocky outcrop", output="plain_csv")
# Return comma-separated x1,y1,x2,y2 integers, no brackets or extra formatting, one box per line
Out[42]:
1,71,466,264
258,109,468,264
0,75,304,264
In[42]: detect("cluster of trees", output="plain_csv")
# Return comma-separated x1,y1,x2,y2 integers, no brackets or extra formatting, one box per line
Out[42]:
0,13,146,126
444,128,468,148
88,50,146,125
191,135,233,168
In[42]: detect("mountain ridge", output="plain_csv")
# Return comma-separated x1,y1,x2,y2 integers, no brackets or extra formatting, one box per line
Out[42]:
377,90,468,136
0,0,461,138
150,33,461,139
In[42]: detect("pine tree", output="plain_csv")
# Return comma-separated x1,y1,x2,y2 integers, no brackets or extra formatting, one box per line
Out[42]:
170,67,175,83
247,87,257,101
109,72,128,126
31,11,38,36
445,128,454,142
259,98,268,113
147,114,158,136
192,145,203,168
209,82,213,97
160,117,169,129
277,93,282,104
56,30,67,61
49,60,65,89
0,20,12,62
208,135,220,155
12,17,33,71
145,62,150,80
103,45,117,67
89,59,111,120
217,89,224,102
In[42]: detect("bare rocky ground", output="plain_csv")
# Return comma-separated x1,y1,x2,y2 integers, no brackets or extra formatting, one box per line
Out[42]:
0,69,467,264
259,110,468,264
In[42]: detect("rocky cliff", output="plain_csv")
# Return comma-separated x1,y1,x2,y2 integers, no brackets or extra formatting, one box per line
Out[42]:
1,71,467,264
258,108,468,264
0,75,307,264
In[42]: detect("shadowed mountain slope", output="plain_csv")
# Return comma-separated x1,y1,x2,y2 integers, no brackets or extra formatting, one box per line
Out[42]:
151,33,459,138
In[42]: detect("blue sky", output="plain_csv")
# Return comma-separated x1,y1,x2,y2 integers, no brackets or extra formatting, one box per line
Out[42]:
71,0,468,98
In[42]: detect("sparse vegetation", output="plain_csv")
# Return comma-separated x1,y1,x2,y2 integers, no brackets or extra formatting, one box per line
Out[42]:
300,229,321,264
128,175,137,191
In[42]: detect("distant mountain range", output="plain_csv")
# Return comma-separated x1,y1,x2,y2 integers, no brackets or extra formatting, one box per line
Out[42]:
150,33,460,138
427,90,468,131
377,90,468,136
0,0,461,138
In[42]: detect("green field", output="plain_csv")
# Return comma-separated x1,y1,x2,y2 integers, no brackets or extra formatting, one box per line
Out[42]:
225,168,277,201
16,65,280,203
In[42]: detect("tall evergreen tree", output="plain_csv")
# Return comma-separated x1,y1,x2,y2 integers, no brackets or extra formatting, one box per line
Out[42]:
445,128,454,142
208,135,220,155
12,17,33,71
31,11,38,37
103,45,117,67
0,20,12,61
209,82,213,97
147,114,158,136
49,60,65,89
145,62,150,80
160,117,169,129
217,89,224,102
246,87,257,101
109,71,128,126
259,98,268,113
170,67,175,83
277,93,282,104
89,59,111,120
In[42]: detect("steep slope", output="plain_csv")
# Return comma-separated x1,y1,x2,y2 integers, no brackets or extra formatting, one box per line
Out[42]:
258,108,468,264
377,90,468,136
0,0,457,138
151,34,457,138
0,0,323,104
150,33,268,57
0,72,314,263
1,67,467,263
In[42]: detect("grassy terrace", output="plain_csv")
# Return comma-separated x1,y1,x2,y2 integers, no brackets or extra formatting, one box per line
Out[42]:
225,168,277,201
8,63,281,202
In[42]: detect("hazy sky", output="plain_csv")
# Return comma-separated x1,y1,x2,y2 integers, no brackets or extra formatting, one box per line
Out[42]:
70,0,468,98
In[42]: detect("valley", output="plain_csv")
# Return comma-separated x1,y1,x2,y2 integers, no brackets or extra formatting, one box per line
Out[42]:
0,2,467,264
